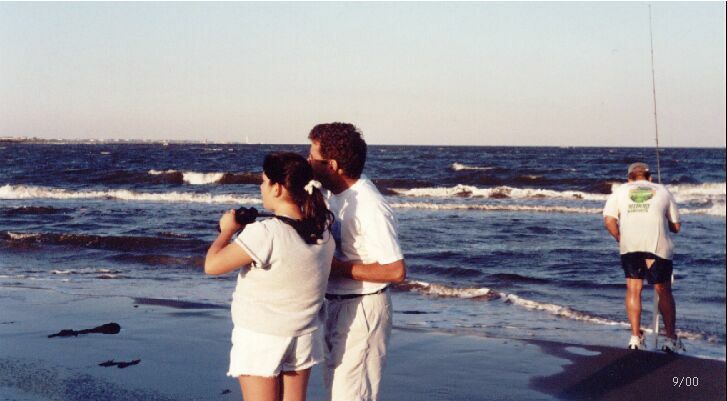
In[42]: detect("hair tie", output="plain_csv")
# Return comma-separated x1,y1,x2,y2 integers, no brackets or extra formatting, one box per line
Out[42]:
304,179,322,195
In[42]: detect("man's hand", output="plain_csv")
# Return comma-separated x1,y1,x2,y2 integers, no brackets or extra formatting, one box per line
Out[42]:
668,221,681,234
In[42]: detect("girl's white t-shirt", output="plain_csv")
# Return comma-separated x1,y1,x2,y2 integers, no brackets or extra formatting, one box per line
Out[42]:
231,218,334,336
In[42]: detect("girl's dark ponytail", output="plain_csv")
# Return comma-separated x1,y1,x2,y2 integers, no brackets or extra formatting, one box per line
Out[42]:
263,153,334,244
300,182,333,244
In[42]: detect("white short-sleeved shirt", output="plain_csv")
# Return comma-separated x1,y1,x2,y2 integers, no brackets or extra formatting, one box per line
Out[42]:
325,175,404,295
603,180,680,260
231,218,335,336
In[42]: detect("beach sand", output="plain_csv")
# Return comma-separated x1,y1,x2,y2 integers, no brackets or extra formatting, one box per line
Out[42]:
1,287,723,401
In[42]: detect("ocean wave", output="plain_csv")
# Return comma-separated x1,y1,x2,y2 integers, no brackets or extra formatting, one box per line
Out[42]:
148,170,261,185
391,185,608,201
1,231,208,253
396,280,498,299
450,162,496,171
183,172,225,185
390,202,601,214
392,182,725,204
51,268,122,275
394,280,710,341
1,206,71,216
0,184,261,205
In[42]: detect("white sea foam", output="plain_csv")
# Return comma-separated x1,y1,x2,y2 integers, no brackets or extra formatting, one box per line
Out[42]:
390,202,601,214
391,185,608,201
148,169,178,175
403,280,495,299
503,293,626,327
401,280,708,341
182,172,225,185
0,184,261,205
7,232,42,240
393,182,725,204
148,170,227,185
450,162,495,171
50,268,122,275
50,269,74,275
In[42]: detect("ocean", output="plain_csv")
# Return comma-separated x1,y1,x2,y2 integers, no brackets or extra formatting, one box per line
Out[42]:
1,143,724,360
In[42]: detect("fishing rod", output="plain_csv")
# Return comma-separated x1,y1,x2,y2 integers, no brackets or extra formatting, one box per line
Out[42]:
648,4,665,349
648,4,663,185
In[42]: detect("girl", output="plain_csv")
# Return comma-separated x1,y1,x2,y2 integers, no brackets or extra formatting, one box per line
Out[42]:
205,152,334,401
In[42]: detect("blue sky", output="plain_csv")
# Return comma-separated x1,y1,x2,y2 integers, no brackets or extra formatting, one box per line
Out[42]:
1,2,724,146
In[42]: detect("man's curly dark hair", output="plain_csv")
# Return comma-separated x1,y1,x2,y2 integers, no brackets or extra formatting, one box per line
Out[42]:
308,122,367,179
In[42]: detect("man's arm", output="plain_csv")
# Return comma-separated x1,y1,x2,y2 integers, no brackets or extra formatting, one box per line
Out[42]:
604,216,620,242
668,222,681,234
330,258,406,283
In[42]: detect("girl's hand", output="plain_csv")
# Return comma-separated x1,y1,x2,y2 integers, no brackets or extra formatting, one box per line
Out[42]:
219,209,242,234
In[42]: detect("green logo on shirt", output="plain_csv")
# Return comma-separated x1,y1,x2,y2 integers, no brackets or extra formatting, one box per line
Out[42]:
629,187,655,203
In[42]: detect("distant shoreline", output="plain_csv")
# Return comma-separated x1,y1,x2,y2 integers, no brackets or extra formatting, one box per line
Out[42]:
1,138,725,149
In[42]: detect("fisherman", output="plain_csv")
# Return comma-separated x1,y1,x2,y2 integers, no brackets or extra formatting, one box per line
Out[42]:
307,122,406,401
603,162,684,352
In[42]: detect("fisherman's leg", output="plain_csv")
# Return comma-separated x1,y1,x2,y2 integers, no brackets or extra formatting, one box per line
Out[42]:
625,278,643,336
655,282,676,338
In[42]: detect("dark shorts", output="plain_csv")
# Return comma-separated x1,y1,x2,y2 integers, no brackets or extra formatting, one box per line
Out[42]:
621,252,673,284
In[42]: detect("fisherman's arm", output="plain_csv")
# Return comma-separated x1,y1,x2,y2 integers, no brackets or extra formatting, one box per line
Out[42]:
603,216,620,242
330,258,406,283
666,193,681,234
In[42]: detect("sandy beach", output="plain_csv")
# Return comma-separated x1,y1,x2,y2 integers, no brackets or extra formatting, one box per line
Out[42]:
1,286,723,401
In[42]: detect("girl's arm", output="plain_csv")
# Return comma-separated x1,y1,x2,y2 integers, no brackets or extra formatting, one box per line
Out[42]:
205,210,254,275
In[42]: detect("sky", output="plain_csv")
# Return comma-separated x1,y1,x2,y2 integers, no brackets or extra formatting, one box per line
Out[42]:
1,2,725,147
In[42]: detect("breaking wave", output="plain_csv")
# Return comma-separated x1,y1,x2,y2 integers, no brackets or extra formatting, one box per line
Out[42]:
390,202,601,214
0,231,208,253
148,170,261,185
0,184,261,205
391,185,608,200
394,280,711,341
1,206,71,215
450,162,496,171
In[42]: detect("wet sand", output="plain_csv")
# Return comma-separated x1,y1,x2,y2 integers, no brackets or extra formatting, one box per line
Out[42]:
0,287,723,401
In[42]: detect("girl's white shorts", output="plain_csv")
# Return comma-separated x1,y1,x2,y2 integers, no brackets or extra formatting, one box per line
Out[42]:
227,326,324,378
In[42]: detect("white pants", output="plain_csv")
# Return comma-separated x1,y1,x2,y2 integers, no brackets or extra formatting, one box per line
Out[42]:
323,291,392,401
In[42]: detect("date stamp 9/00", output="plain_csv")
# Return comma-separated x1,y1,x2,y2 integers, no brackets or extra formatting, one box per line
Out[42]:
673,377,699,387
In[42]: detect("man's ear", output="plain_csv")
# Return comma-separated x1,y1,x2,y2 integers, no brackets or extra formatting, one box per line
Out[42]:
273,183,283,198
329,159,340,174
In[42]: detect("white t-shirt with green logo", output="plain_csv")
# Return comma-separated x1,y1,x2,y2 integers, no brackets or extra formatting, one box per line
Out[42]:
603,180,680,259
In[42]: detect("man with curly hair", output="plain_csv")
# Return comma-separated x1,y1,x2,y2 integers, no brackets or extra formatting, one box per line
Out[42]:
308,122,406,401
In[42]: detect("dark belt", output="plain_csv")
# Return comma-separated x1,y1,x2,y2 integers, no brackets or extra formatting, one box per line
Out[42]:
325,288,386,300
